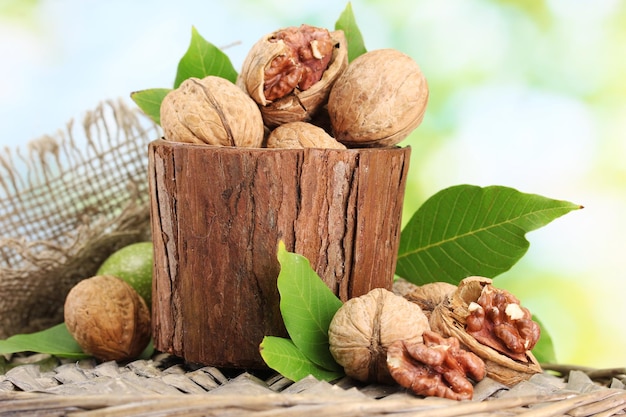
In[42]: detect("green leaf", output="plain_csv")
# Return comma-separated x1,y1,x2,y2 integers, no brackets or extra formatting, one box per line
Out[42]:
139,338,155,360
335,2,367,62
130,88,172,125
174,26,238,88
0,323,89,359
531,315,557,363
276,241,343,372
260,337,343,382
396,185,582,285
1,354,59,375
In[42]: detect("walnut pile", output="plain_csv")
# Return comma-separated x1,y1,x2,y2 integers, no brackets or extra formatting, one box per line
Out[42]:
329,288,486,400
329,279,544,400
160,24,428,149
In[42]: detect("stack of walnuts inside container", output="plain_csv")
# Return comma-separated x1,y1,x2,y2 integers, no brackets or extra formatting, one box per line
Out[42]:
159,24,429,150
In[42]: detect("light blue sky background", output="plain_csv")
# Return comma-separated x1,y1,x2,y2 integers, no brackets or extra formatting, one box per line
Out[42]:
2,0,625,367
1,0,395,142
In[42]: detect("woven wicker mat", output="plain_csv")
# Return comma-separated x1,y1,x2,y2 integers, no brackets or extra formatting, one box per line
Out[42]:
0,353,625,416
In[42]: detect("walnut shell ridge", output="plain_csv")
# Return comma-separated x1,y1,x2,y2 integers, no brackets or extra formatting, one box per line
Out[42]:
160,76,265,147
328,288,430,384
328,49,429,147
64,275,151,362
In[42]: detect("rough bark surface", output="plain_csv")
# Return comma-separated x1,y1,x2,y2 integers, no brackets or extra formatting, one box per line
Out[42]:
148,139,410,368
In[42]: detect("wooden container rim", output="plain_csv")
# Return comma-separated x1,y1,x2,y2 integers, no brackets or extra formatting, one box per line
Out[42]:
150,138,411,155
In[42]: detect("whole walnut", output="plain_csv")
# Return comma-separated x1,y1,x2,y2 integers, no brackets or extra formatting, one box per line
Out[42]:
328,288,430,384
266,121,346,149
239,24,348,127
328,49,429,147
64,275,151,362
160,75,265,147
393,279,457,319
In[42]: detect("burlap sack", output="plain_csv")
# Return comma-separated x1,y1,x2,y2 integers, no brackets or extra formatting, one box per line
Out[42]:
0,99,159,338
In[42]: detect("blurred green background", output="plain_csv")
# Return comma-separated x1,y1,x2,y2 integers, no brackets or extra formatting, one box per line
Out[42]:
1,0,624,367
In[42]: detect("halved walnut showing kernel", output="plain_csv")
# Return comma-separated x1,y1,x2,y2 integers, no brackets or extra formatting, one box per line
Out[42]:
239,24,348,127
387,330,486,400
430,276,543,386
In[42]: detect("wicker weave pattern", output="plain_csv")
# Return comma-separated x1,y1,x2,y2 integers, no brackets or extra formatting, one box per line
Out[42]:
0,355,625,416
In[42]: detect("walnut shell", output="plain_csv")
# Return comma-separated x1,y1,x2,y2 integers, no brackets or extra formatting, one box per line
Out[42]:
238,26,348,127
328,288,430,384
64,275,151,362
328,49,429,147
266,121,346,149
160,76,264,147
393,279,457,319
429,276,542,386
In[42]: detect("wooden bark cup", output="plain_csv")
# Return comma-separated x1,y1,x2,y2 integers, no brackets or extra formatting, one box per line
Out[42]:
148,139,411,368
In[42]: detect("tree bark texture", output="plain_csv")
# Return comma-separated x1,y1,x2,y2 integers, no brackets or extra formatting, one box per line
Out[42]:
148,139,411,368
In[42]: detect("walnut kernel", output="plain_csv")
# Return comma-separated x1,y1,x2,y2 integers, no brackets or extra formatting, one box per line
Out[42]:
263,24,335,101
465,284,540,361
387,330,486,400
